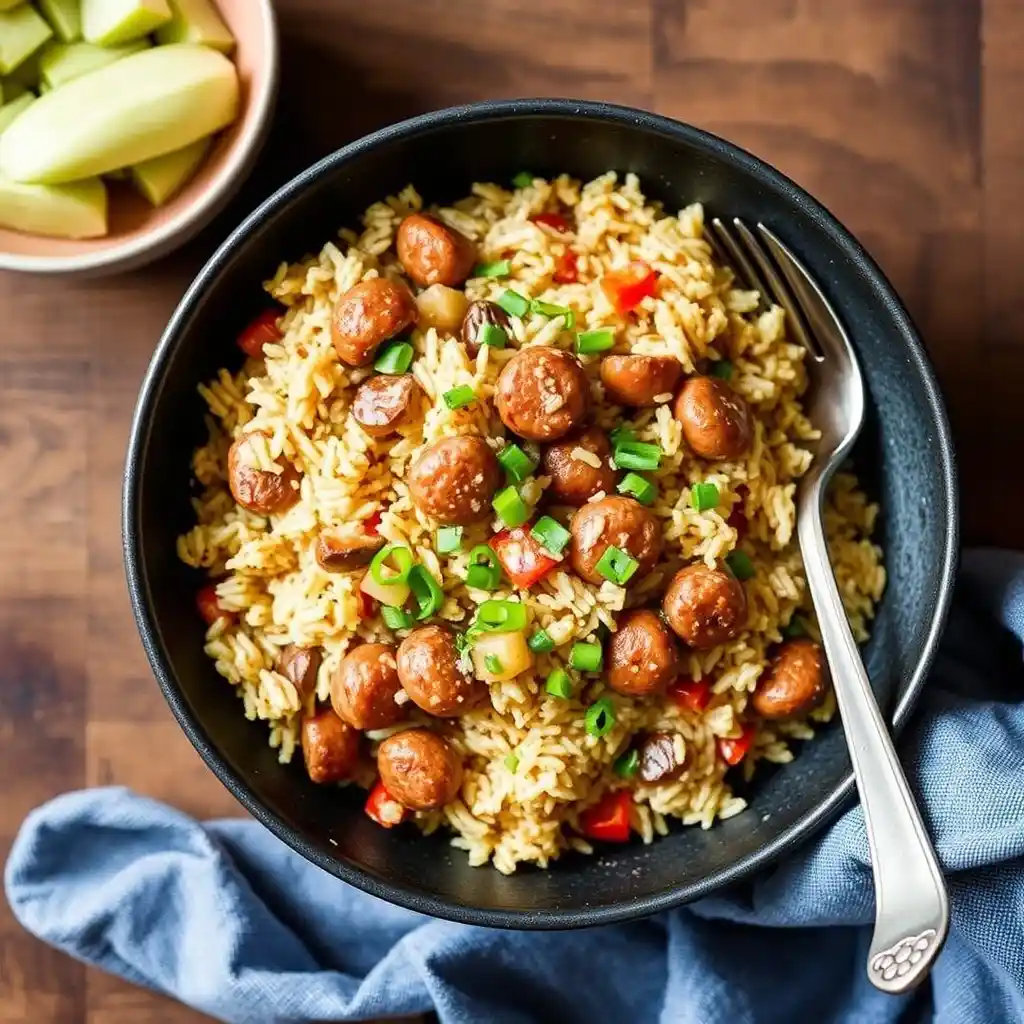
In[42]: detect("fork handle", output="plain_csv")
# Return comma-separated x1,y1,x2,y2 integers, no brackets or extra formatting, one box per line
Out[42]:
798,499,949,994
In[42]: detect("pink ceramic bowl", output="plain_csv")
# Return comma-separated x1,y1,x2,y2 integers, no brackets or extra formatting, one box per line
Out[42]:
0,0,278,276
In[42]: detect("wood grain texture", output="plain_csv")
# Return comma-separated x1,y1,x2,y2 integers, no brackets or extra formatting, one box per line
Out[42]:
0,0,1019,1019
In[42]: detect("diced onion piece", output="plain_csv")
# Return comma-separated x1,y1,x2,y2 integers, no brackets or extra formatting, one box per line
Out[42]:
470,631,533,682
360,573,410,608
414,283,469,332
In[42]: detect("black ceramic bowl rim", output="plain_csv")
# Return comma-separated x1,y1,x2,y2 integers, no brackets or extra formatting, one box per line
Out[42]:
123,98,959,929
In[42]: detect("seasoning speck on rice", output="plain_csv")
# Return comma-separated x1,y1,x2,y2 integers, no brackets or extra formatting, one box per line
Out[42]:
177,172,885,874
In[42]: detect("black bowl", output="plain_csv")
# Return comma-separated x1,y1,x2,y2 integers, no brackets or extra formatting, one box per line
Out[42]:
123,99,958,928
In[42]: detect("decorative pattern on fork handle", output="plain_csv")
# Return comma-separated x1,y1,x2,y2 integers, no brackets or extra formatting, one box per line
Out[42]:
870,929,939,989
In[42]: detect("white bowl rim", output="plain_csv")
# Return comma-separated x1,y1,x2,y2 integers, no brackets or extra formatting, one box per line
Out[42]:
0,0,279,276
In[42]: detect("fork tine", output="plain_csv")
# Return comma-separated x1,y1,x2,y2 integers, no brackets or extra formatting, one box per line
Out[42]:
731,219,821,359
756,224,853,369
709,218,772,310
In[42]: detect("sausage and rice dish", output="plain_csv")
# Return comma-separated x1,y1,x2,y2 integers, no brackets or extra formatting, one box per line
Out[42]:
178,172,885,874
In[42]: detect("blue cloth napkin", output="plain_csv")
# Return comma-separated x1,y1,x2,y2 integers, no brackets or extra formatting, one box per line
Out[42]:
6,549,1024,1024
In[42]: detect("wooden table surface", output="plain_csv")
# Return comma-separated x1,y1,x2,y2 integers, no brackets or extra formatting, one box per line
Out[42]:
3,1,1021,1020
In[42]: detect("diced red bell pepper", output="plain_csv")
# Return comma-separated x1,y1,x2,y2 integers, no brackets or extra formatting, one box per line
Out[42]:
356,589,378,620
196,583,233,627
488,526,559,590
553,248,578,284
717,725,756,767
365,779,407,828
579,790,632,843
668,678,711,713
531,212,572,234
364,510,384,535
237,308,283,359
600,261,658,315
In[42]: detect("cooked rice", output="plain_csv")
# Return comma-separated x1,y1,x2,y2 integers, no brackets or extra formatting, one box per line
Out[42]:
177,172,885,874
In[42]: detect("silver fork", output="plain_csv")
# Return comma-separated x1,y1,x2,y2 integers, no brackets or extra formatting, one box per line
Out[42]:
709,218,949,995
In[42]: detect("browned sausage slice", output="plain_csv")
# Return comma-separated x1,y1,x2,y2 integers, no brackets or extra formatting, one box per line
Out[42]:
397,624,485,716
315,529,386,573
569,496,662,585
397,213,477,288
279,644,321,699
542,426,616,506
600,354,682,407
331,277,417,367
408,436,500,525
662,563,747,649
352,374,423,437
331,642,406,730
461,300,512,356
751,638,826,719
494,347,589,441
377,728,463,810
606,609,679,696
301,707,360,784
674,376,754,460
227,432,302,516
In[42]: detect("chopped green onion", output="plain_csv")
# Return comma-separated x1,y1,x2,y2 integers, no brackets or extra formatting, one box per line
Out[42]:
474,259,511,279
618,472,657,506
528,629,555,653
585,697,616,738
493,485,530,529
466,545,502,590
610,425,635,448
614,749,640,778
512,171,534,189
545,668,573,699
478,322,508,349
466,563,501,590
381,605,413,630
614,440,662,472
408,565,444,620
497,289,530,317
725,550,756,581
530,516,570,556
454,631,473,657
782,616,808,639
530,299,575,329
576,329,615,355
504,752,520,772
472,599,528,634
497,443,537,483
485,654,504,674
373,340,414,374
436,526,463,555
369,544,414,586
594,545,639,586
570,641,603,673
709,359,733,380
443,385,476,410
691,482,720,512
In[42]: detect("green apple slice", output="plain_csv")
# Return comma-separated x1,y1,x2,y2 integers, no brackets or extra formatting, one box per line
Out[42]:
40,36,147,88
38,0,82,42
130,135,208,205
0,173,107,237
0,4,53,74
0,43,238,183
82,0,170,46
156,0,233,53
0,90,33,134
